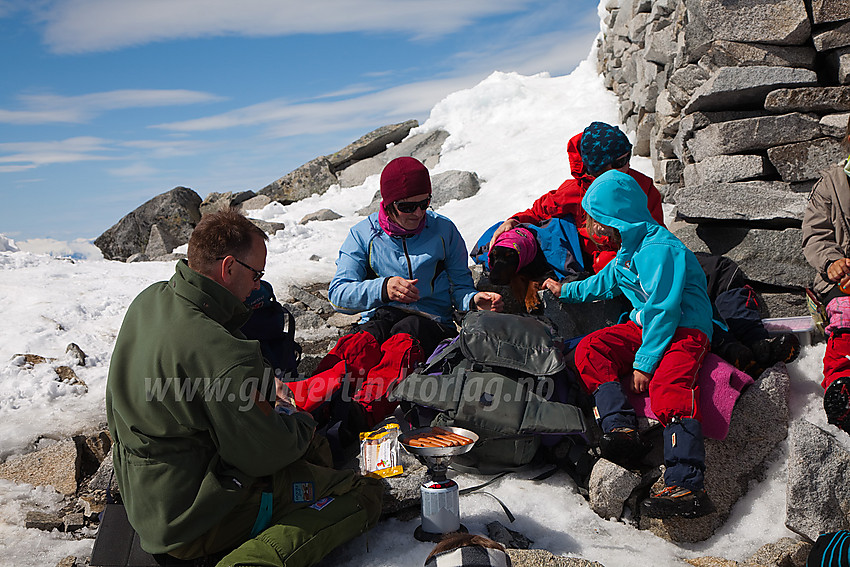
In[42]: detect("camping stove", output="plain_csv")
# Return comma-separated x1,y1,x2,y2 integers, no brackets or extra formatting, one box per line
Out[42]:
400,426,479,542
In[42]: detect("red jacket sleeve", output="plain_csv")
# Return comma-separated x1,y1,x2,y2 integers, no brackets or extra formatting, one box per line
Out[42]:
511,179,584,225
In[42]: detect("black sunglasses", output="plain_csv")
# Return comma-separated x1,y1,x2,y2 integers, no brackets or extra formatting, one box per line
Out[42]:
217,256,264,282
394,197,431,214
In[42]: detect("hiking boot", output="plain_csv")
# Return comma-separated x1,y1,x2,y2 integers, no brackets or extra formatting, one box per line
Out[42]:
714,340,757,374
750,334,801,368
641,485,716,519
824,376,850,432
599,427,651,469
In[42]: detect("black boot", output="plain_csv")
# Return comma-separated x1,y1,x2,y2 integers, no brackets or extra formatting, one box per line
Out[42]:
599,427,651,470
749,333,801,369
714,340,757,375
824,376,850,432
641,485,715,519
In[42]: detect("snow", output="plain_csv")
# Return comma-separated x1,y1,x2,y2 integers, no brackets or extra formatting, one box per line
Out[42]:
0,53,834,567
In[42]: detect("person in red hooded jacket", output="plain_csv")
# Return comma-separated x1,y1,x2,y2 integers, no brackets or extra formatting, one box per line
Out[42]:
489,121,665,274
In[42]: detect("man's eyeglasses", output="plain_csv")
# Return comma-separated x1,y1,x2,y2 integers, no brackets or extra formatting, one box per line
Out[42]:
394,197,431,214
217,256,264,282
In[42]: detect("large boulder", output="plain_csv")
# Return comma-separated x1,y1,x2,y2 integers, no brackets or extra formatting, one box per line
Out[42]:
384,129,450,169
94,186,201,261
683,66,818,113
259,157,338,204
672,223,814,289
643,364,790,542
687,113,823,161
199,190,256,216
326,120,418,171
337,129,451,189
767,138,846,183
786,419,850,539
430,170,482,208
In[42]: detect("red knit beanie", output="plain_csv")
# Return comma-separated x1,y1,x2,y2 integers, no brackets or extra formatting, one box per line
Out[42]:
380,156,432,205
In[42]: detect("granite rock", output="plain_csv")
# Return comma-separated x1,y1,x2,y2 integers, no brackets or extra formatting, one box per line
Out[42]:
94,186,201,261
673,182,807,224
684,66,817,113
672,224,814,288
765,86,850,113
786,419,850,540
687,113,822,161
767,137,846,182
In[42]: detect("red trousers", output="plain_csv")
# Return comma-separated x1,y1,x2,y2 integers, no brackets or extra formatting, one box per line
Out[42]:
823,333,850,390
575,320,709,425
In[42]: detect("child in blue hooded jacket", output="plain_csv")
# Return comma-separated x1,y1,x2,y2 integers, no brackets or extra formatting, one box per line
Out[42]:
543,169,715,519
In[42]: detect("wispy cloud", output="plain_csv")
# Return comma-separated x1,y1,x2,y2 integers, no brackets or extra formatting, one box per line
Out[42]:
0,164,37,173
150,28,596,141
107,162,159,178
0,136,115,167
152,74,476,138
0,89,225,125
121,138,221,158
41,0,533,53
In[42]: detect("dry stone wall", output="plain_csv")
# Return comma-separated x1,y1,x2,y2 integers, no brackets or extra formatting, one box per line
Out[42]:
597,0,850,314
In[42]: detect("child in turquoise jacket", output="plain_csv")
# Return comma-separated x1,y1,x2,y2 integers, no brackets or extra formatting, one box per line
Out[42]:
543,169,715,519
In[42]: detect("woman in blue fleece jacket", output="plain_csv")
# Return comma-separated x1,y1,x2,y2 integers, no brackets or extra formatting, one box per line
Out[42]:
313,157,501,428
543,168,715,519
329,156,501,353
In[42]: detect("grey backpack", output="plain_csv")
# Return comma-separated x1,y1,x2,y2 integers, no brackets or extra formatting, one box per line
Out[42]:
391,311,587,473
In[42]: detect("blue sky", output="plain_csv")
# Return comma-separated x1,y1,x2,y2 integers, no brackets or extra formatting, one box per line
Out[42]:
0,0,600,242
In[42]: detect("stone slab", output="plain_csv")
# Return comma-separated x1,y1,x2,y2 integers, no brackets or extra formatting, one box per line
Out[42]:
684,66,817,113
765,86,850,113
673,182,807,223
701,40,816,69
672,223,814,288
687,113,822,161
767,137,846,182
687,0,811,46
813,20,850,51
683,154,770,185
810,0,850,24
821,112,850,137
0,439,80,495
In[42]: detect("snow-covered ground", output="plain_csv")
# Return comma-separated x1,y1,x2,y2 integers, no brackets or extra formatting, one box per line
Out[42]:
0,57,838,567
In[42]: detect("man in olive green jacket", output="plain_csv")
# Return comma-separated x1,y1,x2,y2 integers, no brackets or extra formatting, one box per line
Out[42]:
106,210,382,566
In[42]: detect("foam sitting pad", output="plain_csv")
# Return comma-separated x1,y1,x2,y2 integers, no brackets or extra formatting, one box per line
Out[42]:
625,353,754,440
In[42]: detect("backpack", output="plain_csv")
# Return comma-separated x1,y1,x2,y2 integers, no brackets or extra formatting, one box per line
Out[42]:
469,216,585,278
241,281,302,379
391,311,588,474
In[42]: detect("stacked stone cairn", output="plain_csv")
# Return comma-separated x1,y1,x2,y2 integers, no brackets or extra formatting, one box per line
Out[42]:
596,0,850,316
